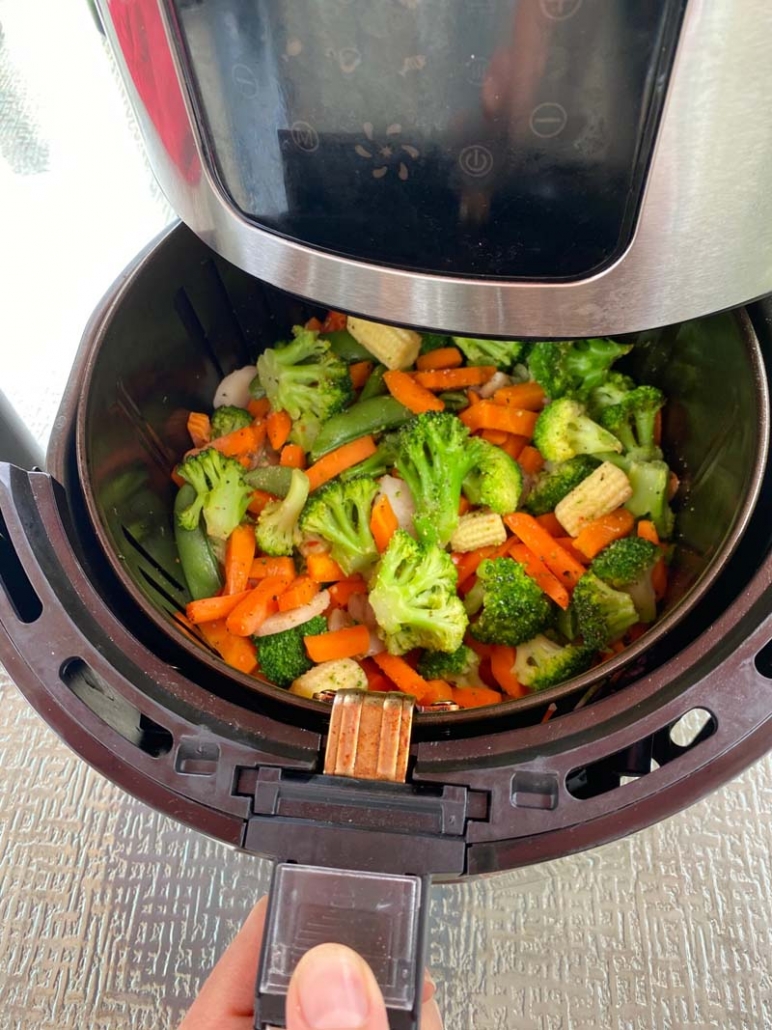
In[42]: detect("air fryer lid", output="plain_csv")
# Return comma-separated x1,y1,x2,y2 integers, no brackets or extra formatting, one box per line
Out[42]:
0,223,771,882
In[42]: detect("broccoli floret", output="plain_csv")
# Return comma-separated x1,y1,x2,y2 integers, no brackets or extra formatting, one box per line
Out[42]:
470,557,554,646
591,536,660,623
255,615,327,688
527,338,632,400
571,572,638,648
591,536,658,587
533,398,624,463
599,454,675,540
369,529,468,655
514,634,595,691
395,412,482,546
462,439,523,514
299,476,380,577
417,644,483,688
255,468,310,556
176,449,251,541
254,328,353,450
523,455,600,515
598,385,665,462
587,371,636,419
451,337,525,371
210,405,252,438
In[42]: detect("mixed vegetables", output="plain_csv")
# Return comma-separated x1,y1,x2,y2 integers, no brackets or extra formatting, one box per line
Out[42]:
171,310,676,710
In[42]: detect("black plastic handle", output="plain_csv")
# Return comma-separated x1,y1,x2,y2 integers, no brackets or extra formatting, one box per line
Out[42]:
255,864,430,1030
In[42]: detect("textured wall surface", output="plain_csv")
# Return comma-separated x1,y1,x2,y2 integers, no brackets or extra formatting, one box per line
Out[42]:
1,0,771,1028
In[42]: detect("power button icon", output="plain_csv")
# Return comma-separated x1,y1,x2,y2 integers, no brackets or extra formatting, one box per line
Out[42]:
458,144,494,178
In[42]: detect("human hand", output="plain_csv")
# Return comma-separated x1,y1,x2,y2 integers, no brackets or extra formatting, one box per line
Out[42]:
178,896,443,1030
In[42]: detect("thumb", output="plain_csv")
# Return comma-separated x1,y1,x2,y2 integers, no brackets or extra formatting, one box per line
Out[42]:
285,943,389,1030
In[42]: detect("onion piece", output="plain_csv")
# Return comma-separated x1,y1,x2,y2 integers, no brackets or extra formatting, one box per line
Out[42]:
477,371,512,399
366,628,386,656
254,590,330,636
377,475,415,536
213,365,257,409
328,608,355,632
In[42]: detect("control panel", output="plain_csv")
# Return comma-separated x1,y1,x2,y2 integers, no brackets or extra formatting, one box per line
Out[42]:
171,0,685,280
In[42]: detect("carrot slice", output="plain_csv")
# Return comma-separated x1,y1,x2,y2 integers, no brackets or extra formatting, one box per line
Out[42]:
573,508,635,560
370,494,399,554
248,489,278,516
359,657,393,692
277,576,319,612
187,411,211,448
455,545,497,590
415,347,463,371
509,543,571,610
171,468,185,489
535,513,563,537
307,553,347,583
350,361,374,390
465,636,494,660
305,624,370,662
266,410,292,450
518,445,545,476
249,556,296,581
460,402,538,438
492,382,546,411
305,316,323,331
198,619,258,674
413,366,497,391
372,652,430,697
452,685,502,708
490,645,527,698
505,512,586,589
280,444,306,469
501,434,528,460
637,519,660,546
652,558,668,600
466,389,482,406
186,590,252,625
328,577,368,607
210,422,266,459
417,679,454,705
224,523,256,595
480,428,509,446
383,370,444,414
458,495,471,516
226,574,293,636
321,310,347,332
248,397,271,420
555,537,589,567
306,436,378,491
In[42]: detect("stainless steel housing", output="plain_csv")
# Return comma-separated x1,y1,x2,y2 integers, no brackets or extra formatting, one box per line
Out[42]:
97,0,772,337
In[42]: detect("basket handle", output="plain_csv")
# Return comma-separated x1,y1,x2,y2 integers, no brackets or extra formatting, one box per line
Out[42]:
255,864,430,1030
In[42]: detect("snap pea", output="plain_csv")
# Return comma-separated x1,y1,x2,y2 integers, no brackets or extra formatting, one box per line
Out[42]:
173,485,223,600
310,395,413,462
322,329,374,363
358,363,388,401
439,391,469,412
244,465,293,497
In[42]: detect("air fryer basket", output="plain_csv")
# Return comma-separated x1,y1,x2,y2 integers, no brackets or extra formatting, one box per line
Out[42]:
2,222,772,879
73,225,766,726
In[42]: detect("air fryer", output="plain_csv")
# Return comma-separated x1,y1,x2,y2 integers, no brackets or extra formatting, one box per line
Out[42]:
3,1,772,1028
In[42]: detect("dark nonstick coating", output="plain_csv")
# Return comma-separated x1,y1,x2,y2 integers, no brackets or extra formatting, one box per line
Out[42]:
70,225,769,734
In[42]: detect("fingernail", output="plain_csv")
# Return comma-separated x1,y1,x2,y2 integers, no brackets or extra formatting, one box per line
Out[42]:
296,944,372,1029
